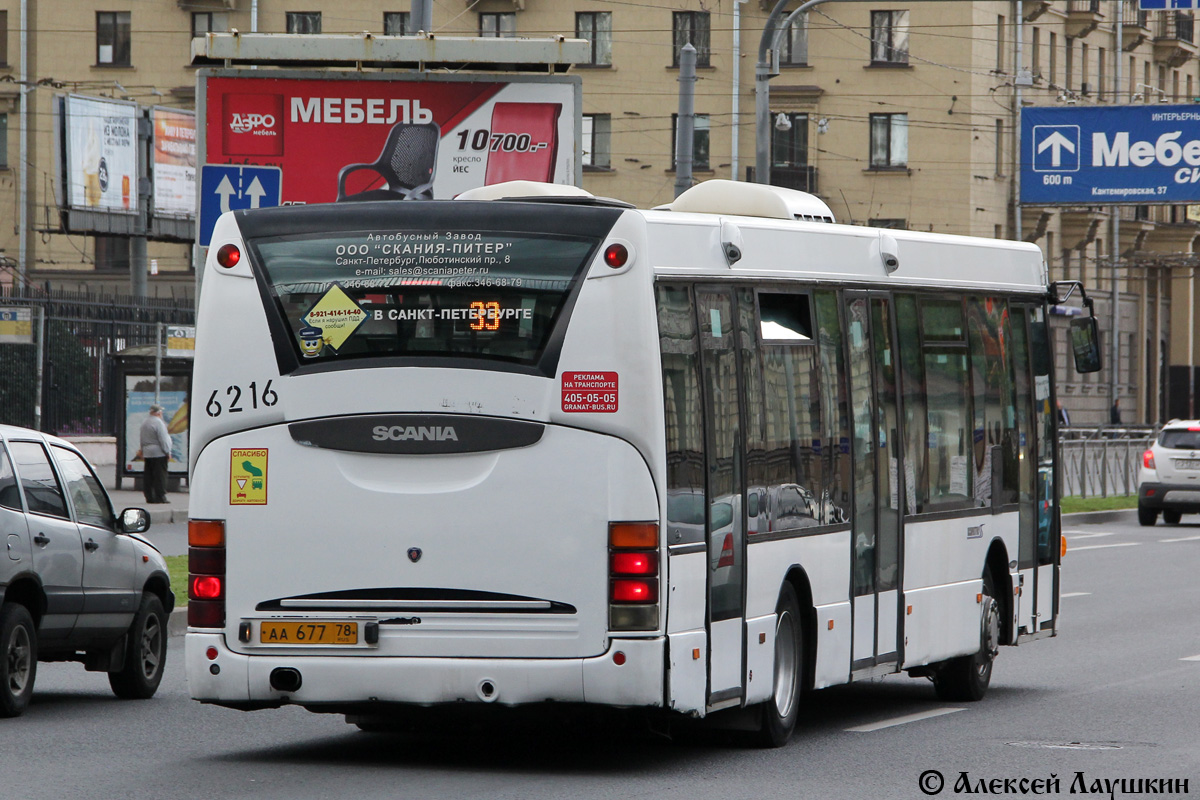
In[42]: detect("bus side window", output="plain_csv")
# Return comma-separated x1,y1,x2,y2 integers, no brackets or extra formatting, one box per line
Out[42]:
656,285,706,544
813,291,850,525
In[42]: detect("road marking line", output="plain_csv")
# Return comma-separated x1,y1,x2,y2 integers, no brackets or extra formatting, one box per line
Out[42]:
1060,592,1091,598
1064,531,1113,538
1067,542,1141,552
1181,654,1200,662
1159,535,1200,543
846,707,965,732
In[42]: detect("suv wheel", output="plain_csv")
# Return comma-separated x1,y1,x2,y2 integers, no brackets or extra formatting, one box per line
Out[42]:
109,592,167,699
0,603,37,717
1163,509,1183,525
1137,504,1158,527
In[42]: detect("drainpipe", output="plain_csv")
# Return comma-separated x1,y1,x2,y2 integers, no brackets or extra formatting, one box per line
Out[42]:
732,0,746,180
18,0,29,289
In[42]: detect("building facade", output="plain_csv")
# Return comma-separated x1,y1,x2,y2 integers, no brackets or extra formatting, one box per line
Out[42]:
1,0,1198,422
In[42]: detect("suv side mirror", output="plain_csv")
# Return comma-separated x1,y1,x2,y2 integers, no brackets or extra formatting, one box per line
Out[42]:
1069,316,1103,374
118,507,151,534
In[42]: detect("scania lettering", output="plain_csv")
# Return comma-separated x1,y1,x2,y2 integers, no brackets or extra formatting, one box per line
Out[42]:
188,179,1095,747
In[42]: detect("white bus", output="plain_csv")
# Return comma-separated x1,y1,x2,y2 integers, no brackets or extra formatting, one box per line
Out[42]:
186,180,1101,745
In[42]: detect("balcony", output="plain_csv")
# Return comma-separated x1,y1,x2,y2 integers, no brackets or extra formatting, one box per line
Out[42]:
1122,2,1151,51
1154,12,1197,67
1066,0,1103,38
744,165,819,194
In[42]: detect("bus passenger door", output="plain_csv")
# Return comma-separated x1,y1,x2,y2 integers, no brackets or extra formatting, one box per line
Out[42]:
845,293,903,668
695,288,747,707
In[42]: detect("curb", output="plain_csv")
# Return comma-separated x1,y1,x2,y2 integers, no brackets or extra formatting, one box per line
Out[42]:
1062,508,1136,525
169,607,188,638
147,508,188,525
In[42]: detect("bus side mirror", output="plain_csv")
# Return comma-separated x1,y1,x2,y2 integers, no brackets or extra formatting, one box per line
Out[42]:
1069,316,1103,374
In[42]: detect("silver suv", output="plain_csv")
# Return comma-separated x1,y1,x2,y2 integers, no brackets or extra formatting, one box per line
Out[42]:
0,425,174,716
1137,420,1200,526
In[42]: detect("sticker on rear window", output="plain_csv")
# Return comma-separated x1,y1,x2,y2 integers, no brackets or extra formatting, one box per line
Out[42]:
561,372,618,413
230,448,268,505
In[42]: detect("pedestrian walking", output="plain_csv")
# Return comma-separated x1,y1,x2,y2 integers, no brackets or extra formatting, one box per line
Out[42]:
1109,397,1121,425
1057,399,1070,428
139,403,172,504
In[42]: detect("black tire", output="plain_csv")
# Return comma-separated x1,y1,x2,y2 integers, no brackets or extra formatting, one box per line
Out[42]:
109,592,167,699
1162,509,1182,525
0,602,37,718
754,583,803,748
932,572,999,702
1137,504,1158,527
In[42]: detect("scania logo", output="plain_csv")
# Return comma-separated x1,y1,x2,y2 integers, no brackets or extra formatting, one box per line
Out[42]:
229,113,277,134
372,425,459,442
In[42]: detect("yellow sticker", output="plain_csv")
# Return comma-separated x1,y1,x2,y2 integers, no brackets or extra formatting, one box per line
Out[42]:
230,448,268,505
302,284,367,351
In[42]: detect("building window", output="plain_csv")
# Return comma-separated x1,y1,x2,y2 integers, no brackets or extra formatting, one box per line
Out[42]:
870,9,908,64
191,12,214,38
671,114,710,171
0,114,7,169
772,113,808,167
0,11,8,66
96,11,131,66
1049,31,1057,86
995,118,1004,176
996,15,1006,73
869,218,906,229
672,11,710,67
780,13,808,66
384,12,411,36
869,113,908,168
582,114,612,169
286,12,321,34
94,236,131,271
480,12,516,38
1031,26,1040,76
576,12,612,66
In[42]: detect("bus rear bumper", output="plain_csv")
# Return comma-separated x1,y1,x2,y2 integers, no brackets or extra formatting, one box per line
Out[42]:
186,632,666,710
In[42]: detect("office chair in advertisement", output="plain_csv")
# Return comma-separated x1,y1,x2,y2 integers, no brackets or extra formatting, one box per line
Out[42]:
337,121,441,201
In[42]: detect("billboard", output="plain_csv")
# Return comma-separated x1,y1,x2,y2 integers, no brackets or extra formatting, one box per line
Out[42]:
62,95,139,213
152,107,197,218
197,70,580,218
1021,105,1200,205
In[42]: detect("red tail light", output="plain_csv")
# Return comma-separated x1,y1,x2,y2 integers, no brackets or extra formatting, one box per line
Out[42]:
1143,449,1156,470
189,575,223,600
609,521,659,630
611,551,658,576
189,519,226,628
611,579,659,604
717,533,735,568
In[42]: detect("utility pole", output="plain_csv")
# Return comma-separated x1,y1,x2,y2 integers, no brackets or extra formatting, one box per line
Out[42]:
675,44,697,198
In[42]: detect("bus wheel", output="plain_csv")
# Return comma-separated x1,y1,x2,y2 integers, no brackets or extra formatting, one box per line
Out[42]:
933,573,999,702
0,602,37,718
755,583,802,747
109,593,167,699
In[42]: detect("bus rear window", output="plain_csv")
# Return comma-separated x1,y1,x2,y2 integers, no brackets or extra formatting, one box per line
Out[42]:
250,231,599,371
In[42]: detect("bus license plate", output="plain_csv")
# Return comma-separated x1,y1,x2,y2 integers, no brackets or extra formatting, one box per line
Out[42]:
259,621,359,645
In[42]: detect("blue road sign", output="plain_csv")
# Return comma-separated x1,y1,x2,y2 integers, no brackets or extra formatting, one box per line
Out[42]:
198,165,282,246
1137,1,1199,9
1021,105,1200,205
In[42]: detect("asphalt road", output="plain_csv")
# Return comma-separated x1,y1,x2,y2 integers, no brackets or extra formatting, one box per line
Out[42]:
2,513,1197,800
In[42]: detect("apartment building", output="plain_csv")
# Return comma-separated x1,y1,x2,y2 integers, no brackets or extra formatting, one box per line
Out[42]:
1,1,1198,422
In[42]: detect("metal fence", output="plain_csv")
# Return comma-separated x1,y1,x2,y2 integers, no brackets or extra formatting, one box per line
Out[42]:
0,286,194,435
1059,428,1155,498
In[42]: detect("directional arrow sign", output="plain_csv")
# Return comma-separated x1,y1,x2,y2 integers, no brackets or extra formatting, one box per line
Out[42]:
1037,131,1076,168
199,165,282,246
1022,106,1200,205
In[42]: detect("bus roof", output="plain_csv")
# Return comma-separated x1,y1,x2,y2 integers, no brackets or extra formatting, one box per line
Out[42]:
640,209,1048,294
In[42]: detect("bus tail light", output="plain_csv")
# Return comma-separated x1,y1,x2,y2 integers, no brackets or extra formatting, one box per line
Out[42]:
1143,449,1156,470
609,521,659,631
189,519,226,629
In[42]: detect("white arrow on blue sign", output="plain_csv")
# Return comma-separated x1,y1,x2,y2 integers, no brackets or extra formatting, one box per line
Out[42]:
1032,125,1080,172
199,165,282,246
